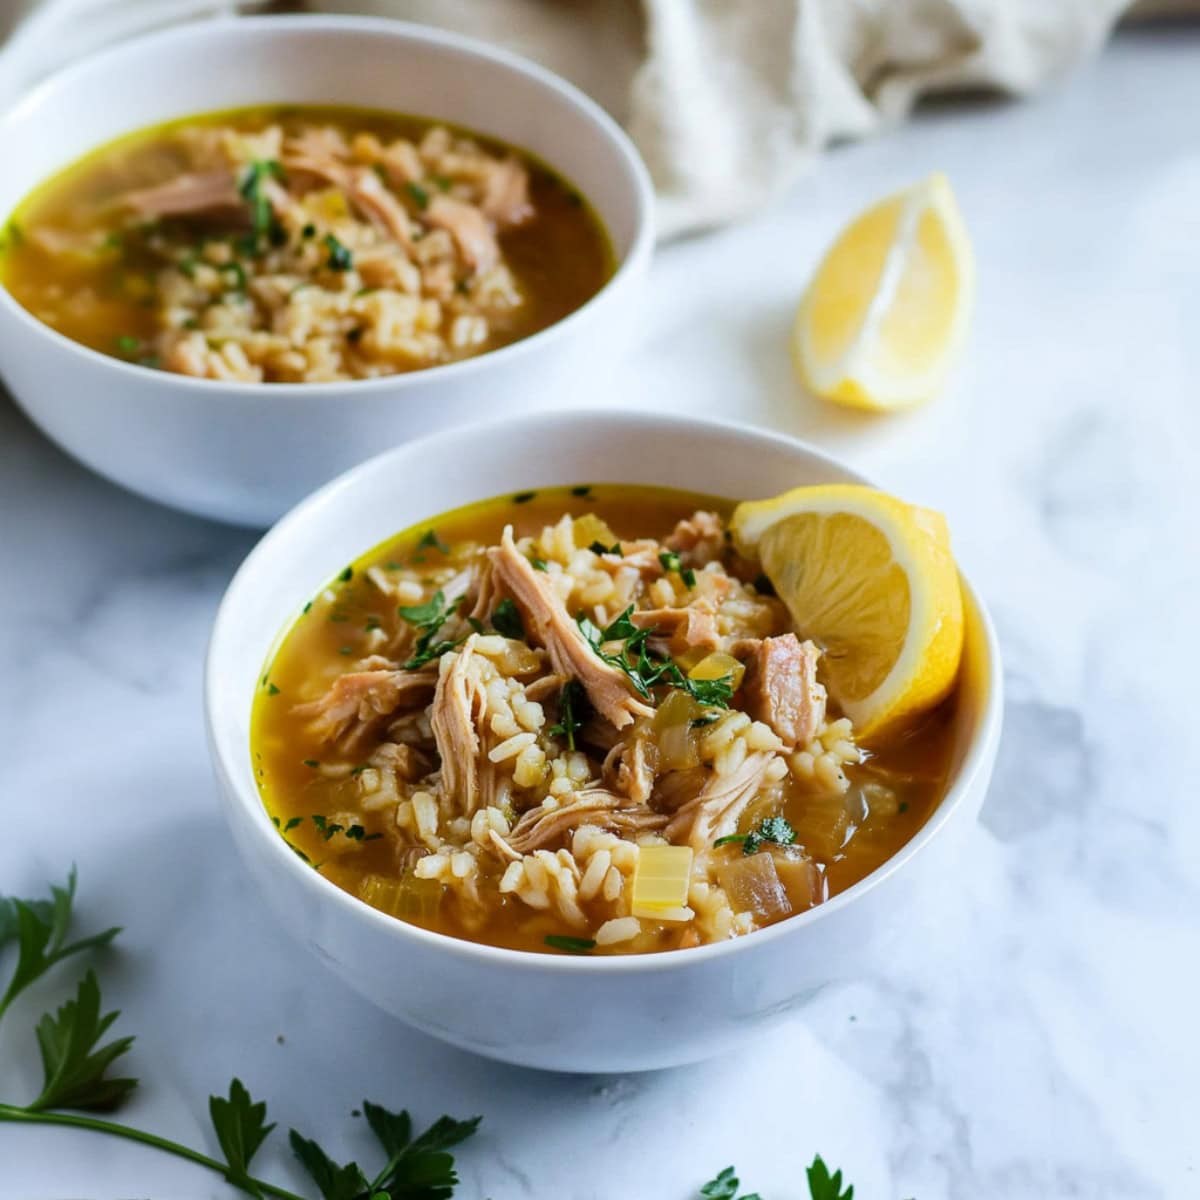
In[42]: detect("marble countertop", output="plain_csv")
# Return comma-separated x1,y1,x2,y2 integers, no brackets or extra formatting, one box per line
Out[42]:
2,25,1197,1200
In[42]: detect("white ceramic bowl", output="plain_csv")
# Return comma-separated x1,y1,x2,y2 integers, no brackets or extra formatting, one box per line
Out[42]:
0,16,653,527
205,410,1003,1072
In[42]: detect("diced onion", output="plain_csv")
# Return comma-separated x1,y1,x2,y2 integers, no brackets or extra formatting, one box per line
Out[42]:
688,651,745,691
717,853,792,924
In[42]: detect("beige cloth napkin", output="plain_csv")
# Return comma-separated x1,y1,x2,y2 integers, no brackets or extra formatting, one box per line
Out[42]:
5,0,1183,236
311,0,1139,235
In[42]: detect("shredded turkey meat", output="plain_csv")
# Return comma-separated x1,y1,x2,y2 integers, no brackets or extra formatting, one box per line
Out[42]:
489,526,654,730
293,667,437,751
741,634,827,746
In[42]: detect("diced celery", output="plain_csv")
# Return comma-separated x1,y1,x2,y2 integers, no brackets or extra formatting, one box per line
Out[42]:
632,844,693,918
688,651,745,691
359,872,443,921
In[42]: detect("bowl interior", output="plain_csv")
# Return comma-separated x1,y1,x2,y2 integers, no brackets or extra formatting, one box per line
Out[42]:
208,410,1000,954
0,15,647,258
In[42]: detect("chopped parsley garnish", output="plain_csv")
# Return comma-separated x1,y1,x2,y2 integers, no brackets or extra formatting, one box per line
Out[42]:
530,557,549,572
659,550,696,588
301,222,316,239
576,606,733,708
490,598,524,640
544,934,595,953
398,589,464,668
266,682,280,696
338,566,353,582
237,159,285,246
114,335,139,356
416,528,450,555
432,174,453,192
283,816,303,831
302,759,319,768
338,646,353,656
714,816,797,856
513,491,536,504
570,485,592,497
589,540,621,556
547,679,587,751
323,232,353,271
311,814,377,841
405,181,430,210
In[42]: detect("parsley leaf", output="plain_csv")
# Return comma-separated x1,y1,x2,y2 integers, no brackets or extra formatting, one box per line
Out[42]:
698,1165,761,1200
209,1078,275,1196
716,816,798,856
238,160,285,243
490,598,524,640
323,233,353,271
547,680,587,751
398,590,464,669
544,935,595,953
289,1129,370,1200
807,1155,854,1200
361,1103,482,1198
28,970,137,1113
405,181,430,210
589,540,621,556
659,550,682,573
416,529,450,555
0,867,120,1021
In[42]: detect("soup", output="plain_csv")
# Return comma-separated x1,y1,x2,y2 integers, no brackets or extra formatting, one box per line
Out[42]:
252,487,959,955
0,106,612,383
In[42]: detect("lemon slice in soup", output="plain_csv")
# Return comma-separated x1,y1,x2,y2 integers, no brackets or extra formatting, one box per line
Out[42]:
732,485,963,741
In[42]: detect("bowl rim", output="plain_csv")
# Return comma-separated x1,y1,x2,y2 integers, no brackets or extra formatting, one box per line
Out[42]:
205,408,1005,975
0,12,655,400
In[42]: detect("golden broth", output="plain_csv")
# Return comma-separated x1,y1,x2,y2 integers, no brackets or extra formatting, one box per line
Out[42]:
251,486,958,954
0,105,613,378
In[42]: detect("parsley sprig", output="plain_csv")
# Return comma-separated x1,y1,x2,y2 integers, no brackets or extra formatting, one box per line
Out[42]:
576,606,734,708
239,159,286,249
698,1157,854,1200
0,870,482,1200
0,868,119,1022
547,679,588,750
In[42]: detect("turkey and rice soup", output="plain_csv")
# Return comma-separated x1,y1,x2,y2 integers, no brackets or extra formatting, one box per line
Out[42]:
0,106,611,382
252,487,960,956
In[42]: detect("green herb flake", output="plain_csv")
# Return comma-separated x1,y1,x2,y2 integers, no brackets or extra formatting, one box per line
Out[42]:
405,181,430,210
267,683,281,696
570,485,592,497
337,646,353,656
302,759,319,768
323,232,353,271
490,597,525,640
338,566,353,582
114,335,140,356
544,934,595,954
283,817,303,831
398,589,465,669
547,679,587,751
530,557,549,572
513,491,536,504
589,541,621,556
416,528,450,555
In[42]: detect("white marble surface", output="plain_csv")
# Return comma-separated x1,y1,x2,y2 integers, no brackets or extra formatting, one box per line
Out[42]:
2,25,1198,1200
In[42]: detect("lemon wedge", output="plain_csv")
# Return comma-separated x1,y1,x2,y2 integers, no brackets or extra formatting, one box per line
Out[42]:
732,485,963,741
793,172,974,412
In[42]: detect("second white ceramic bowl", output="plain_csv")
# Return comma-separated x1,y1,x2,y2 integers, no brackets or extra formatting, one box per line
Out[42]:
0,16,654,526
205,410,1003,1072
